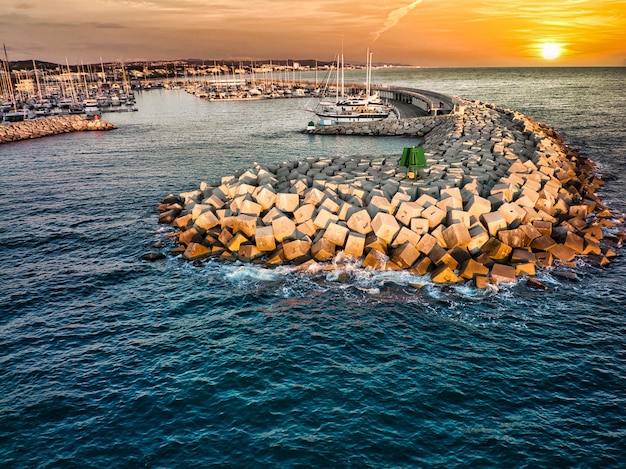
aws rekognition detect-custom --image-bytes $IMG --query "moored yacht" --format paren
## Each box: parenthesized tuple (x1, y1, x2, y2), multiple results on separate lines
(313, 49, 393, 123)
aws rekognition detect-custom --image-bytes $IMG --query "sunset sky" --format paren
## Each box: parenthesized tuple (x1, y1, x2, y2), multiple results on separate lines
(3, 0, 626, 66)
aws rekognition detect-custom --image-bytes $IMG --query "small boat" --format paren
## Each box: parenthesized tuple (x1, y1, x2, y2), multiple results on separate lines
(3, 109, 28, 122)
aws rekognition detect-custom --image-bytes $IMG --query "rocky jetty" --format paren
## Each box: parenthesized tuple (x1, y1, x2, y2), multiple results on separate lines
(0, 115, 116, 144)
(305, 115, 447, 137)
(157, 101, 623, 288)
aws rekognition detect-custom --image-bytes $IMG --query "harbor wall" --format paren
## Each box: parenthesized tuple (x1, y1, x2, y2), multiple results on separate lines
(156, 99, 623, 289)
(305, 115, 452, 136)
(0, 115, 116, 144)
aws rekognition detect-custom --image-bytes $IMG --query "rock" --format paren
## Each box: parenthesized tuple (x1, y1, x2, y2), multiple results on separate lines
(141, 252, 166, 262)
(526, 278, 549, 290)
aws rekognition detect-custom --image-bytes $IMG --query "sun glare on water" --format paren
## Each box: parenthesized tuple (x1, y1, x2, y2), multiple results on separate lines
(541, 43, 562, 60)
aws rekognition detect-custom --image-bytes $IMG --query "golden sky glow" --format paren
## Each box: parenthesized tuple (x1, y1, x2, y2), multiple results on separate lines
(3, 0, 626, 66)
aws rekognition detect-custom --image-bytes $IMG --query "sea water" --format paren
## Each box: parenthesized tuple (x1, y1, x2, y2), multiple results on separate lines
(1, 67, 625, 467)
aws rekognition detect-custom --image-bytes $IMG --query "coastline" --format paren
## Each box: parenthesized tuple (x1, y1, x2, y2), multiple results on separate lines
(157, 97, 623, 288)
(0, 115, 116, 144)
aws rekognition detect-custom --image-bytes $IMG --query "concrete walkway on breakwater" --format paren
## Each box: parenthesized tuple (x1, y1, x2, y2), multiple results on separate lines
(0, 115, 116, 144)
(156, 97, 623, 289)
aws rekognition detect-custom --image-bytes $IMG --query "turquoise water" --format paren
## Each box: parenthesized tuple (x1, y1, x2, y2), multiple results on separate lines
(1, 67, 625, 467)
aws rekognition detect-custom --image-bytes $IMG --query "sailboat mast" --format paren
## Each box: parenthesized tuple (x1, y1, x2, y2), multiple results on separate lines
(340, 50, 344, 99)
(3, 43, 17, 111)
(65, 57, 77, 102)
(32, 59, 43, 101)
(100, 56, 107, 84)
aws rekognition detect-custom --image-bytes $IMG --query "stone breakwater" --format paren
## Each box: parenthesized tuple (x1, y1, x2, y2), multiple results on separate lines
(0, 115, 116, 144)
(157, 101, 623, 288)
(305, 115, 446, 137)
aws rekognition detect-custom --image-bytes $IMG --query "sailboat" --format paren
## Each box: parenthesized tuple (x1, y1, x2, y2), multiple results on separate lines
(313, 48, 392, 124)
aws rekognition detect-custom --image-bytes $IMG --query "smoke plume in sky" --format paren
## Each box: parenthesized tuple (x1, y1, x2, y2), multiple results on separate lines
(371, 0, 425, 42)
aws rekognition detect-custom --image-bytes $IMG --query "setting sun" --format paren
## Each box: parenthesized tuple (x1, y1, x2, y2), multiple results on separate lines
(541, 43, 562, 60)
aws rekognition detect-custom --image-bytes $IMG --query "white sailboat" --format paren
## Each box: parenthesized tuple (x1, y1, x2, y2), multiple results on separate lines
(313, 48, 392, 124)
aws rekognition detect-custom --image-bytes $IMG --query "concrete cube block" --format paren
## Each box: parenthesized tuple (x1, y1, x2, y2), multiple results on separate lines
(271, 215, 297, 243)
(442, 223, 472, 249)
(440, 187, 463, 202)
(296, 220, 317, 238)
(415, 194, 438, 208)
(324, 222, 350, 246)
(294, 203, 316, 225)
(191, 204, 214, 219)
(549, 244, 576, 262)
(511, 248, 536, 263)
(416, 232, 438, 255)
(311, 237, 336, 261)
(481, 211, 508, 236)
(421, 204, 446, 229)
(531, 235, 557, 252)
(446, 209, 471, 227)
(183, 242, 212, 261)
(205, 193, 226, 209)
(410, 218, 430, 236)
(436, 197, 463, 213)
(346, 209, 373, 235)
(431, 265, 460, 284)
(227, 232, 249, 252)
(459, 259, 490, 280)
(195, 210, 220, 231)
(238, 244, 262, 262)
(283, 238, 312, 261)
(498, 202, 527, 227)
(367, 195, 394, 218)
(255, 225, 276, 252)
(218, 227, 233, 246)
(253, 186, 277, 211)
(344, 232, 366, 258)
(261, 207, 284, 224)
(178, 226, 203, 246)
(490, 264, 516, 284)
(392, 227, 421, 248)
(467, 223, 490, 255)
(371, 212, 400, 244)
(313, 208, 339, 230)
(320, 196, 340, 214)
(515, 262, 536, 277)
(498, 228, 531, 248)
(395, 201, 424, 226)
(233, 214, 258, 237)
(564, 232, 584, 254)
(365, 233, 388, 255)
(410, 256, 433, 276)
(362, 249, 388, 270)
(303, 187, 325, 206)
(390, 242, 420, 268)
(276, 193, 300, 213)
(173, 214, 194, 230)
(481, 238, 512, 262)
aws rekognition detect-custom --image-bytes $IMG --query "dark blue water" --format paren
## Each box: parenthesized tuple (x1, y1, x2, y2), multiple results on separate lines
(1, 67, 625, 468)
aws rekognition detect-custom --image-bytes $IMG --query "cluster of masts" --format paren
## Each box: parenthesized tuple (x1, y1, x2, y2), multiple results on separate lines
(173, 63, 326, 101)
(1, 52, 137, 122)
